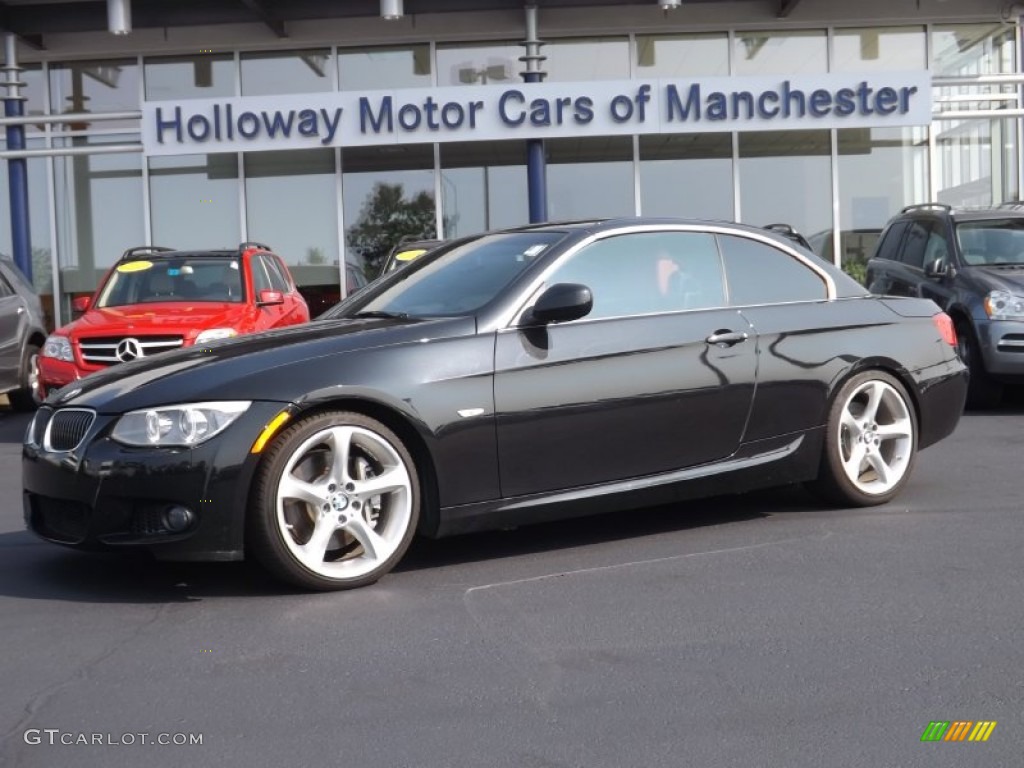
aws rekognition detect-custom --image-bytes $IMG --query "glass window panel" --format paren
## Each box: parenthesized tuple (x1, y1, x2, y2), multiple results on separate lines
(244, 149, 339, 290)
(54, 136, 145, 297)
(935, 118, 1017, 207)
(21, 65, 47, 134)
(738, 130, 832, 241)
(835, 127, 927, 270)
(144, 54, 235, 100)
(639, 134, 733, 219)
(832, 27, 926, 73)
(548, 231, 725, 318)
(241, 49, 333, 96)
(339, 45, 432, 90)
(932, 24, 1016, 76)
(440, 141, 527, 236)
(733, 30, 827, 76)
(149, 153, 240, 249)
(545, 38, 629, 81)
(435, 43, 519, 88)
(547, 136, 634, 220)
(719, 235, 826, 305)
(635, 34, 729, 77)
(0, 138, 55, 316)
(342, 144, 435, 278)
(49, 59, 139, 130)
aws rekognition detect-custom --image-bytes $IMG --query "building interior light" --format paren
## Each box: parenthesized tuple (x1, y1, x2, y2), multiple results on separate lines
(107, 0, 132, 35)
(381, 0, 404, 20)
(659, 0, 681, 10)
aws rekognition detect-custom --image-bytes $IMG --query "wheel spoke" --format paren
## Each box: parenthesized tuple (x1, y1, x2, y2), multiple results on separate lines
(299, 517, 338, 567)
(840, 408, 861, 437)
(843, 441, 868, 480)
(326, 427, 354, 485)
(355, 465, 410, 499)
(876, 418, 912, 440)
(279, 474, 325, 508)
(862, 381, 884, 423)
(865, 450, 892, 486)
(344, 516, 388, 562)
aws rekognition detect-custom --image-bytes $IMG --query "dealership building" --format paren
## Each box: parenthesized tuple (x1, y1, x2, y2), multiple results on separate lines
(0, 0, 1017, 326)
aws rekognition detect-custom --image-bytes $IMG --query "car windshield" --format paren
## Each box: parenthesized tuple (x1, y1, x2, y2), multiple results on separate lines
(96, 256, 245, 308)
(957, 219, 1024, 266)
(343, 232, 565, 317)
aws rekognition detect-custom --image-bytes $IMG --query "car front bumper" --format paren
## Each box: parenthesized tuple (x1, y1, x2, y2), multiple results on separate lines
(22, 400, 287, 561)
(980, 320, 1024, 379)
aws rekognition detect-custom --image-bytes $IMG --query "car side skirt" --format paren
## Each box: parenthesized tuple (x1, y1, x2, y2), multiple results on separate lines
(435, 428, 824, 538)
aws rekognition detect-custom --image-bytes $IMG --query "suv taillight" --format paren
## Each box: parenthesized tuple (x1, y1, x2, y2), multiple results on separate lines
(932, 312, 957, 346)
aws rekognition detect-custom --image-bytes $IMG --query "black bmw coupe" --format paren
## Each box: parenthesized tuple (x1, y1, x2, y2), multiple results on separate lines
(24, 219, 967, 590)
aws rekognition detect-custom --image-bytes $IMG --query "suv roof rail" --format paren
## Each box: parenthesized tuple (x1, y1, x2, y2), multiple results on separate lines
(900, 203, 952, 214)
(997, 200, 1024, 209)
(763, 223, 798, 234)
(119, 246, 175, 261)
(239, 241, 272, 253)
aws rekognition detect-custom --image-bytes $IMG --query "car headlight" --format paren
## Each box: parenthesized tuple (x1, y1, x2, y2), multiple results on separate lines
(983, 290, 1024, 320)
(42, 334, 73, 362)
(111, 401, 251, 447)
(194, 328, 239, 345)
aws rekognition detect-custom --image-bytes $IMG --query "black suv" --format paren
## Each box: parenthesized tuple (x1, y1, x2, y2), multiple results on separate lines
(866, 203, 1024, 407)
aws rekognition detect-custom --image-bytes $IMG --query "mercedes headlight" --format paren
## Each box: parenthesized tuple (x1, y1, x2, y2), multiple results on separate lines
(194, 328, 238, 345)
(42, 334, 73, 362)
(983, 290, 1024, 320)
(111, 401, 251, 447)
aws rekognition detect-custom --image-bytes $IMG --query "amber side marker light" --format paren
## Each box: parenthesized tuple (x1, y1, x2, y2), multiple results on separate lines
(932, 312, 957, 346)
(251, 411, 291, 454)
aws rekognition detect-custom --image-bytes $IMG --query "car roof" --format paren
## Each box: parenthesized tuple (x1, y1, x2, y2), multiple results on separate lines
(896, 203, 1024, 223)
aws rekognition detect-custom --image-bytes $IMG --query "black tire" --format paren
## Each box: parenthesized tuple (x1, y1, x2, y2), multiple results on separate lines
(954, 319, 1002, 410)
(808, 370, 918, 507)
(248, 410, 420, 591)
(7, 344, 42, 412)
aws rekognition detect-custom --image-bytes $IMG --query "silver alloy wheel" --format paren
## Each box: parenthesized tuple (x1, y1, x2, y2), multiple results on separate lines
(837, 379, 914, 494)
(26, 352, 41, 403)
(275, 425, 413, 580)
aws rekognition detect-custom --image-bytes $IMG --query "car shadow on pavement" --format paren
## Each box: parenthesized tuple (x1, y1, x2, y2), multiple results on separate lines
(0, 487, 821, 604)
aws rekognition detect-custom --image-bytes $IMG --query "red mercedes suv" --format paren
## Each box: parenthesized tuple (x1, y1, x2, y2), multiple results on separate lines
(39, 243, 310, 398)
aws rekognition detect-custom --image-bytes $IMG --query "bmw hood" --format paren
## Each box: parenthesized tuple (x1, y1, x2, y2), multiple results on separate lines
(49, 315, 477, 413)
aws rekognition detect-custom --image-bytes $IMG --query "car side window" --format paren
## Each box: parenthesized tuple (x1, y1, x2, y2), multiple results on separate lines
(251, 255, 274, 293)
(899, 221, 930, 269)
(922, 222, 951, 269)
(545, 231, 726, 320)
(0, 271, 14, 298)
(873, 221, 909, 261)
(260, 255, 290, 292)
(719, 235, 827, 305)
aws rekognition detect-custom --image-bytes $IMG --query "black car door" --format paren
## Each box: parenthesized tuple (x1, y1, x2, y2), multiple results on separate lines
(493, 229, 757, 498)
(884, 218, 931, 297)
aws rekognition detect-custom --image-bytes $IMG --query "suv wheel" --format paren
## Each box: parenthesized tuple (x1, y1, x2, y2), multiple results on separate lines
(8, 344, 42, 412)
(954, 319, 1002, 409)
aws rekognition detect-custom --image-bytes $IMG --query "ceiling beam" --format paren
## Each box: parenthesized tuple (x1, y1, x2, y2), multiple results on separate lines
(239, 0, 287, 38)
(778, 0, 800, 18)
(0, 2, 45, 50)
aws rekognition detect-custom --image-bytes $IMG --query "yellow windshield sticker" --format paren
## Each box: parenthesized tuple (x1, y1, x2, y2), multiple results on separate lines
(116, 260, 153, 273)
(395, 249, 427, 262)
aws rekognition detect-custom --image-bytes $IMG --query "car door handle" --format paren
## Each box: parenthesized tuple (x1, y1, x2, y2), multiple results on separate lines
(705, 330, 749, 347)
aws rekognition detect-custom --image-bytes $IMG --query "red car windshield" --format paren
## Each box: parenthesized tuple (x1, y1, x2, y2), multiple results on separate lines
(96, 257, 245, 308)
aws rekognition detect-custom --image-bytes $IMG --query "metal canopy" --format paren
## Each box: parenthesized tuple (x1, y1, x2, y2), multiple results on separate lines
(0, 0, 799, 47)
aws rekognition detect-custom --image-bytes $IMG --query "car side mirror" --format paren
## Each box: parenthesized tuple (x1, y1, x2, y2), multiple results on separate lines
(527, 283, 593, 325)
(924, 258, 949, 279)
(257, 289, 284, 306)
(72, 296, 91, 312)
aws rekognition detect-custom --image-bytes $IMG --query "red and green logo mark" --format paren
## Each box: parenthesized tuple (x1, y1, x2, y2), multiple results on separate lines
(921, 721, 996, 742)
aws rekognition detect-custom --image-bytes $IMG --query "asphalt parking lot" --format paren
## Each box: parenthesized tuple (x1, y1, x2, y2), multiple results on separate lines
(0, 398, 1022, 768)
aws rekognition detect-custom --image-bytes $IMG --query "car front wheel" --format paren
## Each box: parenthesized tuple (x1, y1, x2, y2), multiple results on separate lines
(8, 344, 42, 412)
(249, 411, 420, 591)
(954, 319, 1002, 409)
(809, 370, 918, 507)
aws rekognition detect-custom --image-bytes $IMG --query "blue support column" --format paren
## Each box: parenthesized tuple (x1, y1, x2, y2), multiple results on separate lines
(521, 6, 548, 224)
(3, 35, 31, 281)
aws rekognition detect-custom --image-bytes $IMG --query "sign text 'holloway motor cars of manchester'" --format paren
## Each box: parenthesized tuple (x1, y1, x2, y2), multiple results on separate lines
(142, 72, 932, 155)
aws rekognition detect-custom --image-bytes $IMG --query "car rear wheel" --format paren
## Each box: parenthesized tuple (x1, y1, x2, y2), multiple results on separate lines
(809, 370, 918, 507)
(249, 411, 420, 591)
(954, 319, 1002, 409)
(8, 344, 42, 412)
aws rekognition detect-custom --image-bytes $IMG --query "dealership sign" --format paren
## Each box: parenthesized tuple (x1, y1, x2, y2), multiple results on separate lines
(142, 71, 932, 156)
